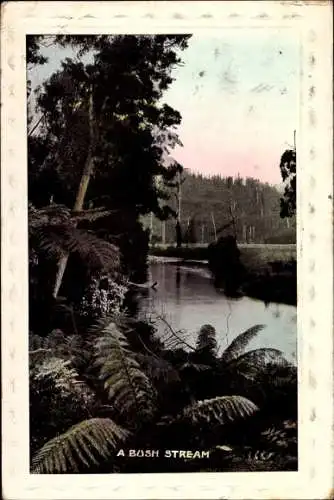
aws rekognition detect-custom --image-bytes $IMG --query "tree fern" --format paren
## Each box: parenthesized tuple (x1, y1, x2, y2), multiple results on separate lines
(32, 356, 95, 406)
(196, 324, 217, 351)
(31, 418, 129, 473)
(229, 348, 290, 372)
(71, 207, 117, 224)
(221, 324, 265, 364)
(29, 203, 71, 231)
(93, 318, 157, 425)
(195, 324, 218, 361)
(29, 203, 115, 229)
(179, 395, 258, 426)
(36, 225, 120, 272)
(29, 203, 120, 274)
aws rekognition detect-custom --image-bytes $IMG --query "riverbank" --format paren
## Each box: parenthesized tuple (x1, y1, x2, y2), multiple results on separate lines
(149, 245, 297, 306)
(150, 243, 296, 264)
(241, 263, 297, 306)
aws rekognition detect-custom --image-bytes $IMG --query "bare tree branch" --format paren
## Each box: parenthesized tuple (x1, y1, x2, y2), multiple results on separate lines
(157, 315, 196, 352)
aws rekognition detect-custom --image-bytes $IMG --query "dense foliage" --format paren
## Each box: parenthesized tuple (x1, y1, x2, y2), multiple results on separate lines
(279, 149, 297, 218)
(28, 35, 297, 474)
(28, 35, 190, 286)
(30, 318, 297, 473)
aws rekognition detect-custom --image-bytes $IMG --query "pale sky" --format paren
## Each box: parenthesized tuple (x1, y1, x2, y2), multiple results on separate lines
(29, 31, 299, 185)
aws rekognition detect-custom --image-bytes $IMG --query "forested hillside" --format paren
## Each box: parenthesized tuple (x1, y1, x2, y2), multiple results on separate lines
(143, 170, 296, 245)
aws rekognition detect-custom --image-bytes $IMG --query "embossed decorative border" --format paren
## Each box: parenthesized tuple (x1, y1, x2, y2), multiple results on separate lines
(1, 2, 333, 499)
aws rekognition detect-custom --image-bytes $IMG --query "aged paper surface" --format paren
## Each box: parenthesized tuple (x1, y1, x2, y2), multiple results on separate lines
(1, 1, 333, 498)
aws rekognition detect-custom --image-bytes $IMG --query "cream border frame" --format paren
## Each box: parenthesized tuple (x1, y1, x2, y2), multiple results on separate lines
(1, 2, 333, 499)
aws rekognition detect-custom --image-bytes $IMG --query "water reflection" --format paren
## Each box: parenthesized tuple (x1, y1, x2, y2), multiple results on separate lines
(175, 264, 181, 304)
(273, 304, 281, 318)
(138, 260, 297, 364)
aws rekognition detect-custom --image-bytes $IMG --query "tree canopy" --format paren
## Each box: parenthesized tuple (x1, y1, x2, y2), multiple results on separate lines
(28, 35, 190, 212)
(279, 149, 296, 218)
(28, 35, 191, 283)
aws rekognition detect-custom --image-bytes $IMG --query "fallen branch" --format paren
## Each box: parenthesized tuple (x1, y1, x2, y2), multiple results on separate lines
(128, 281, 158, 290)
(29, 348, 52, 355)
(157, 315, 196, 352)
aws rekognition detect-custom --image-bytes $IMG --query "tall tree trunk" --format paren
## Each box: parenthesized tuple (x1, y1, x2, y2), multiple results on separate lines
(177, 170, 182, 223)
(185, 216, 190, 246)
(211, 212, 217, 242)
(176, 221, 182, 248)
(149, 212, 153, 244)
(228, 201, 237, 240)
(243, 223, 247, 242)
(176, 170, 182, 248)
(227, 187, 237, 241)
(53, 85, 94, 299)
(161, 220, 166, 245)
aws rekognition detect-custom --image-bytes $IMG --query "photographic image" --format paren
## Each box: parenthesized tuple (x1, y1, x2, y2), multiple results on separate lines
(27, 31, 299, 474)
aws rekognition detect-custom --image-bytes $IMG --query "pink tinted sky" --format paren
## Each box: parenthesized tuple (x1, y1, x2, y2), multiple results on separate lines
(30, 31, 299, 185)
(162, 30, 299, 184)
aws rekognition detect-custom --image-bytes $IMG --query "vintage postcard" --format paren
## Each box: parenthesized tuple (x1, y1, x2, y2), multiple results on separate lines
(1, 1, 333, 499)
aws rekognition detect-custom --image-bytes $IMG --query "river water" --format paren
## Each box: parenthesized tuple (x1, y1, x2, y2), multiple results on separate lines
(136, 260, 297, 364)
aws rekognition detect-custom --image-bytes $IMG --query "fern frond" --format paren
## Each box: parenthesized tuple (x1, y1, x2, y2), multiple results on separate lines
(29, 203, 114, 228)
(29, 203, 120, 273)
(256, 362, 297, 396)
(29, 330, 91, 368)
(93, 319, 156, 425)
(31, 418, 129, 473)
(196, 324, 217, 353)
(228, 348, 291, 375)
(33, 356, 94, 405)
(221, 325, 265, 364)
(46, 330, 89, 363)
(36, 225, 120, 272)
(29, 203, 72, 231)
(261, 427, 288, 448)
(71, 207, 116, 223)
(34, 357, 77, 385)
(180, 395, 258, 426)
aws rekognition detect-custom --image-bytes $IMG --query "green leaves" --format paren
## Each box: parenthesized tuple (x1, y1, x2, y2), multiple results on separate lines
(279, 149, 296, 218)
(27, 35, 48, 66)
(228, 348, 292, 381)
(29, 315, 297, 473)
(180, 395, 259, 426)
(221, 324, 265, 364)
(29, 203, 120, 274)
(31, 418, 129, 473)
(29, 35, 190, 219)
(196, 324, 218, 354)
(93, 319, 157, 425)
